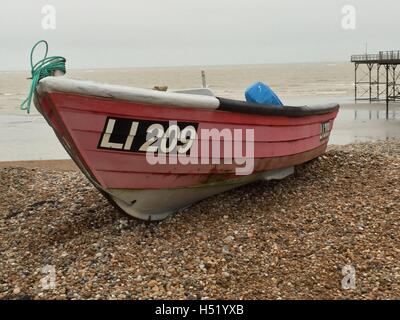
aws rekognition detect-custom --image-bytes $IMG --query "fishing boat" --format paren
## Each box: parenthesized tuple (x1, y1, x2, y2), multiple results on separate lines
(24, 41, 339, 221)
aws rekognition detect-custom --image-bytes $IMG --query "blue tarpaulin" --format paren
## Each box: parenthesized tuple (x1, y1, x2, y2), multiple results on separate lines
(245, 82, 283, 106)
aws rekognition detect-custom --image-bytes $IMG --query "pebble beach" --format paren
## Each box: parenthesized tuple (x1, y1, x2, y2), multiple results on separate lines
(0, 140, 399, 300)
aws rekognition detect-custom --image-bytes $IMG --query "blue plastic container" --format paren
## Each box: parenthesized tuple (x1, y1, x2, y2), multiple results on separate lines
(245, 82, 283, 106)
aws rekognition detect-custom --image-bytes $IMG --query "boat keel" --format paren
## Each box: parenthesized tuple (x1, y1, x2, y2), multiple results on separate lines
(107, 166, 294, 221)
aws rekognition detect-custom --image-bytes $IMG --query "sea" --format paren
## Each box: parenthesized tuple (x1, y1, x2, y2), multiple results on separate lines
(0, 62, 399, 161)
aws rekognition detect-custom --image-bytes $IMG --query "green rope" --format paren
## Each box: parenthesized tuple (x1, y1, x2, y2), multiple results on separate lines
(21, 40, 66, 113)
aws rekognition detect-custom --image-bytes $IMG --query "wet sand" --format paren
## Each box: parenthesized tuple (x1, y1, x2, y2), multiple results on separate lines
(1, 140, 399, 300)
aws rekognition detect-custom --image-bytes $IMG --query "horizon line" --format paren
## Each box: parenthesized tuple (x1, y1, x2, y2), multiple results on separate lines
(0, 60, 350, 73)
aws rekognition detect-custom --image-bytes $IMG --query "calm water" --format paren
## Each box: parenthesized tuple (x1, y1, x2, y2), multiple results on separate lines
(0, 63, 399, 161)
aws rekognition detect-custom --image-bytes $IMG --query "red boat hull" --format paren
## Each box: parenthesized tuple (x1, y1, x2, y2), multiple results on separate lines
(35, 77, 339, 220)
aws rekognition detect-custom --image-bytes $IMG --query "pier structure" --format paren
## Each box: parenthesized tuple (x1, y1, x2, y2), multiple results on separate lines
(351, 50, 400, 118)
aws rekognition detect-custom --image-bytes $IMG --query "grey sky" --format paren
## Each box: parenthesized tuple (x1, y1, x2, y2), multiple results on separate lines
(0, 0, 398, 70)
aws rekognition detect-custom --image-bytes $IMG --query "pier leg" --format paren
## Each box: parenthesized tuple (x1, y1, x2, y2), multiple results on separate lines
(393, 65, 397, 101)
(368, 64, 373, 102)
(386, 65, 389, 120)
(377, 65, 380, 101)
(354, 64, 359, 101)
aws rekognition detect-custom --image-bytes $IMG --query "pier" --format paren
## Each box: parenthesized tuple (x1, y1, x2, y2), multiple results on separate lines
(351, 50, 400, 119)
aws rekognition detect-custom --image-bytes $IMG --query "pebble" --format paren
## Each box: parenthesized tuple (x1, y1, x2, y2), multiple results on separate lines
(13, 287, 21, 295)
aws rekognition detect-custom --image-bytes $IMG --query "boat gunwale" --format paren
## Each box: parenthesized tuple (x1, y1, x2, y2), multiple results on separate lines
(37, 77, 340, 119)
(217, 97, 340, 117)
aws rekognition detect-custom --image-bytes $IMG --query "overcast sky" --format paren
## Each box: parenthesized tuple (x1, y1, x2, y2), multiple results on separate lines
(0, 0, 398, 70)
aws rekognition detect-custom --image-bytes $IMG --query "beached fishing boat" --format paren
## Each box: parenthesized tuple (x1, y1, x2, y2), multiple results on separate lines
(24, 41, 339, 221)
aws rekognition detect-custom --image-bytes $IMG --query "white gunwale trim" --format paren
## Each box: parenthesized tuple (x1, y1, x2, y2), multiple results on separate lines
(37, 77, 220, 110)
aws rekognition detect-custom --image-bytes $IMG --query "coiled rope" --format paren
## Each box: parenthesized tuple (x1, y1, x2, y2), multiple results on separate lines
(21, 40, 66, 113)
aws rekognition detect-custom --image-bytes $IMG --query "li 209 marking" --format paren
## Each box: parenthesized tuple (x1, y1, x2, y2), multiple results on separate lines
(98, 117, 199, 154)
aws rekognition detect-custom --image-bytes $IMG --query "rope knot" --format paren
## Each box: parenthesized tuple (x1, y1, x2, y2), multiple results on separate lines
(21, 40, 66, 113)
